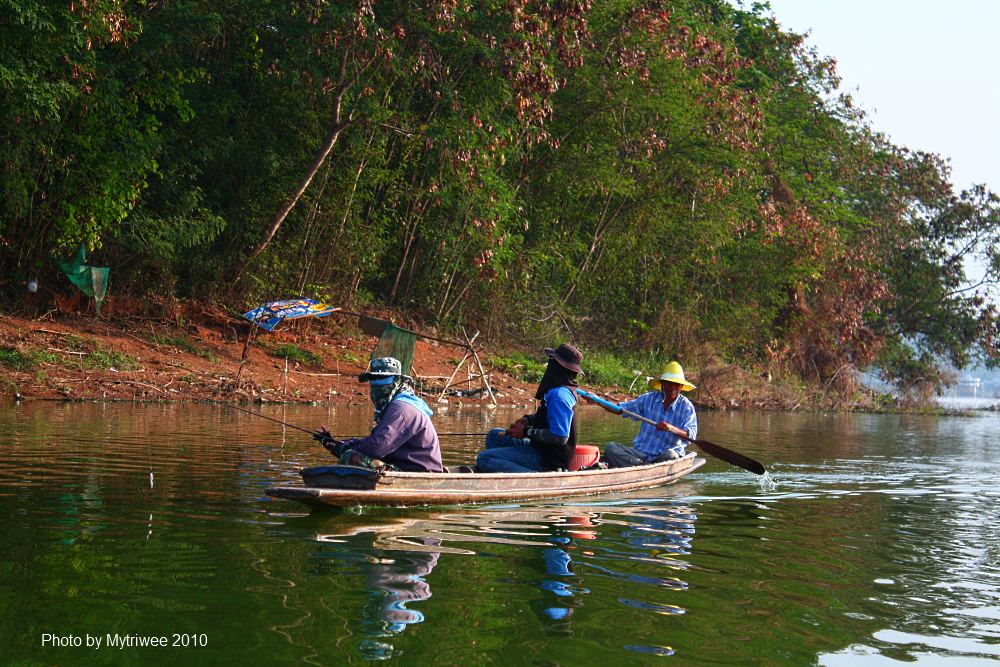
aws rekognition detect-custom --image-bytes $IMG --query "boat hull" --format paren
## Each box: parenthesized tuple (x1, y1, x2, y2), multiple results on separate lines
(266, 453, 706, 507)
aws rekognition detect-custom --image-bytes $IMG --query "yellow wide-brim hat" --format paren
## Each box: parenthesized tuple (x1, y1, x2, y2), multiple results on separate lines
(648, 361, 696, 392)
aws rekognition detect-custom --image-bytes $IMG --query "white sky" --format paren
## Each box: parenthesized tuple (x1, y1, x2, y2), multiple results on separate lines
(757, 0, 1000, 193)
(754, 1, 1000, 295)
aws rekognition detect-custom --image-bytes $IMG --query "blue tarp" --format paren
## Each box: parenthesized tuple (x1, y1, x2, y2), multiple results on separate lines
(242, 299, 339, 331)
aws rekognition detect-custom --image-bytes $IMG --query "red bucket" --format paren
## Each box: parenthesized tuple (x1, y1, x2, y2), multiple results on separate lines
(569, 444, 601, 471)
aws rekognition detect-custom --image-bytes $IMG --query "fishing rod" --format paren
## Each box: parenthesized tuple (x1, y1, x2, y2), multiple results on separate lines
(225, 404, 488, 438)
(225, 404, 318, 435)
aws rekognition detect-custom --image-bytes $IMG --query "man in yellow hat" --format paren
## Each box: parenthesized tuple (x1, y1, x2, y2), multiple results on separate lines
(588, 361, 698, 468)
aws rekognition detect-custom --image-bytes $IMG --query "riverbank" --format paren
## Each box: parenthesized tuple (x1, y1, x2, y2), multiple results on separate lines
(0, 306, 535, 406)
(0, 304, 880, 411)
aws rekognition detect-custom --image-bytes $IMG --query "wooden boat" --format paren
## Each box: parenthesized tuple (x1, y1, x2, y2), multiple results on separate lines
(266, 452, 706, 508)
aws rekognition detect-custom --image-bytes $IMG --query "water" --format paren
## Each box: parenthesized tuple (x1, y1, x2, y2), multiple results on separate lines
(2, 402, 999, 665)
(936, 396, 1000, 410)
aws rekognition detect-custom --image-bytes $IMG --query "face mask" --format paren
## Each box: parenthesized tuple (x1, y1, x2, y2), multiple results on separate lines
(369, 376, 400, 423)
(370, 383, 394, 405)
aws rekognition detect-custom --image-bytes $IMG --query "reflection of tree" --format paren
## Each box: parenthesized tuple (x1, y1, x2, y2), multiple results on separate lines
(360, 538, 441, 661)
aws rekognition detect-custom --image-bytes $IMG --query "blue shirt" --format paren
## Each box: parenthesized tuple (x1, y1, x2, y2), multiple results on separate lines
(544, 386, 577, 437)
(393, 391, 433, 417)
(619, 391, 697, 458)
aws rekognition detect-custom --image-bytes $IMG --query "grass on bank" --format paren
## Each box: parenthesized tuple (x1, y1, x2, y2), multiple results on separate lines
(149, 334, 219, 362)
(82, 348, 142, 371)
(266, 343, 323, 367)
(56, 335, 142, 371)
(0, 347, 61, 370)
(490, 349, 669, 396)
(0, 342, 141, 373)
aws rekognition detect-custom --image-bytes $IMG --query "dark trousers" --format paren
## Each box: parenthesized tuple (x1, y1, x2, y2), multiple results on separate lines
(603, 442, 650, 468)
(604, 442, 682, 468)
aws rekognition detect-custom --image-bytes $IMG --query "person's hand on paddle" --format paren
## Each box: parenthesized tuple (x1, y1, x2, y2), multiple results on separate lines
(656, 421, 687, 438)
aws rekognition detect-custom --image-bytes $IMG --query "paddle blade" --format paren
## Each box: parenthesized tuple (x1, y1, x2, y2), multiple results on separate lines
(691, 438, 766, 475)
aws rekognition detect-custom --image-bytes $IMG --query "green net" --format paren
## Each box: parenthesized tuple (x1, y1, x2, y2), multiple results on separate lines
(371, 323, 417, 376)
(58, 244, 110, 314)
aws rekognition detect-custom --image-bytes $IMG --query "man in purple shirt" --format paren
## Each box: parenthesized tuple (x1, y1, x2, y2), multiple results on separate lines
(314, 357, 443, 472)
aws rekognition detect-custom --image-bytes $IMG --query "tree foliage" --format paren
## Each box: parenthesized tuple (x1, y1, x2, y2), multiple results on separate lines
(2, 0, 997, 394)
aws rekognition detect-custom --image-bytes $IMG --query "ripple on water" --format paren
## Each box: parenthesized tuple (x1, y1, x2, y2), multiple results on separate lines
(5, 403, 1000, 665)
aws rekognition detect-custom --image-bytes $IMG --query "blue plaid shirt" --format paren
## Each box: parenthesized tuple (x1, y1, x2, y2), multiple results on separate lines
(619, 391, 698, 458)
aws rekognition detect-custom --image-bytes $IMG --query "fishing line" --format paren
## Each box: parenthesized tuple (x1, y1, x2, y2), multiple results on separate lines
(146, 428, 154, 489)
(224, 403, 488, 438)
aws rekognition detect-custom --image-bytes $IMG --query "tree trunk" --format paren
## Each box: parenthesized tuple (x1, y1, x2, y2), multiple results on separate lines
(228, 77, 353, 285)
(562, 194, 626, 302)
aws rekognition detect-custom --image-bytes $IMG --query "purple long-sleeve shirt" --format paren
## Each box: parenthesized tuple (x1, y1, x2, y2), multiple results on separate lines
(340, 399, 443, 472)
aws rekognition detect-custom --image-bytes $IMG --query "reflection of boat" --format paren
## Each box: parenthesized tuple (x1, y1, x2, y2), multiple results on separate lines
(266, 453, 705, 507)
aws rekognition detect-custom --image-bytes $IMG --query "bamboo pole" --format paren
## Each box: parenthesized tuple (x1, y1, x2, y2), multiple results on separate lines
(437, 331, 479, 403)
(463, 327, 496, 406)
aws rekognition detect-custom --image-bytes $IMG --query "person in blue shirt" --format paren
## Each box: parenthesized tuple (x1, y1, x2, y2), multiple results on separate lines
(589, 361, 698, 468)
(476, 344, 584, 473)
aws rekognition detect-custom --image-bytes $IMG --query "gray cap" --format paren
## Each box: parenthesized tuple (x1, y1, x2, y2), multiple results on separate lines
(358, 356, 408, 383)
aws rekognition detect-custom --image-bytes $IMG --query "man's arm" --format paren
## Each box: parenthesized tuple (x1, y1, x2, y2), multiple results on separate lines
(618, 394, 643, 414)
(619, 392, 655, 423)
(526, 387, 574, 445)
(678, 401, 697, 440)
(655, 400, 697, 440)
(344, 402, 420, 459)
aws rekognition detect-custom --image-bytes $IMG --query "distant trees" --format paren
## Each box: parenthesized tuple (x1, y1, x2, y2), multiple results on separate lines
(2, 0, 997, 395)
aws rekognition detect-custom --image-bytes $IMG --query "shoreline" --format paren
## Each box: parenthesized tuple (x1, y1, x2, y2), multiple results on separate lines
(1, 308, 987, 415)
(0, 308, 546, 407)
(5, 394, 993, 417)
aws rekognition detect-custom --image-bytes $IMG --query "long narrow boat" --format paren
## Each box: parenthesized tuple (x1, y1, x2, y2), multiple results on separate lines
(266, 452, 706, 508)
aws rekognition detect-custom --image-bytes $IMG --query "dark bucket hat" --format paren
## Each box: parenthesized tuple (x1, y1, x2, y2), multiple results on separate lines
(544, 343, 584, 374)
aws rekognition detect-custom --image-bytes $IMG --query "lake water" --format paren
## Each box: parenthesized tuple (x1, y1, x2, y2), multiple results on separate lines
(936, 396, 1000, 411)
(2, 401, 999, 665)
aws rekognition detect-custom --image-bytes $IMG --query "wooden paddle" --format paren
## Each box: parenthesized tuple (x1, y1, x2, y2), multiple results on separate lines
(576, 389, 766, 475)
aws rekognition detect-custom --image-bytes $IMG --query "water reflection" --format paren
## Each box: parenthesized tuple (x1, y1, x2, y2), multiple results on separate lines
(359, 539, 441, 660)
(5, 402, 1000, 665)
(530, 513, 602, 634)
(285, 495, 700, 658)
(536, 544, 581, 629)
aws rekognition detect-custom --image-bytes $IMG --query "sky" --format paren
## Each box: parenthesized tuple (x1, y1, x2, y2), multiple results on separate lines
(756, 0, 1000, 193)
(752, 0, 1000, 295)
